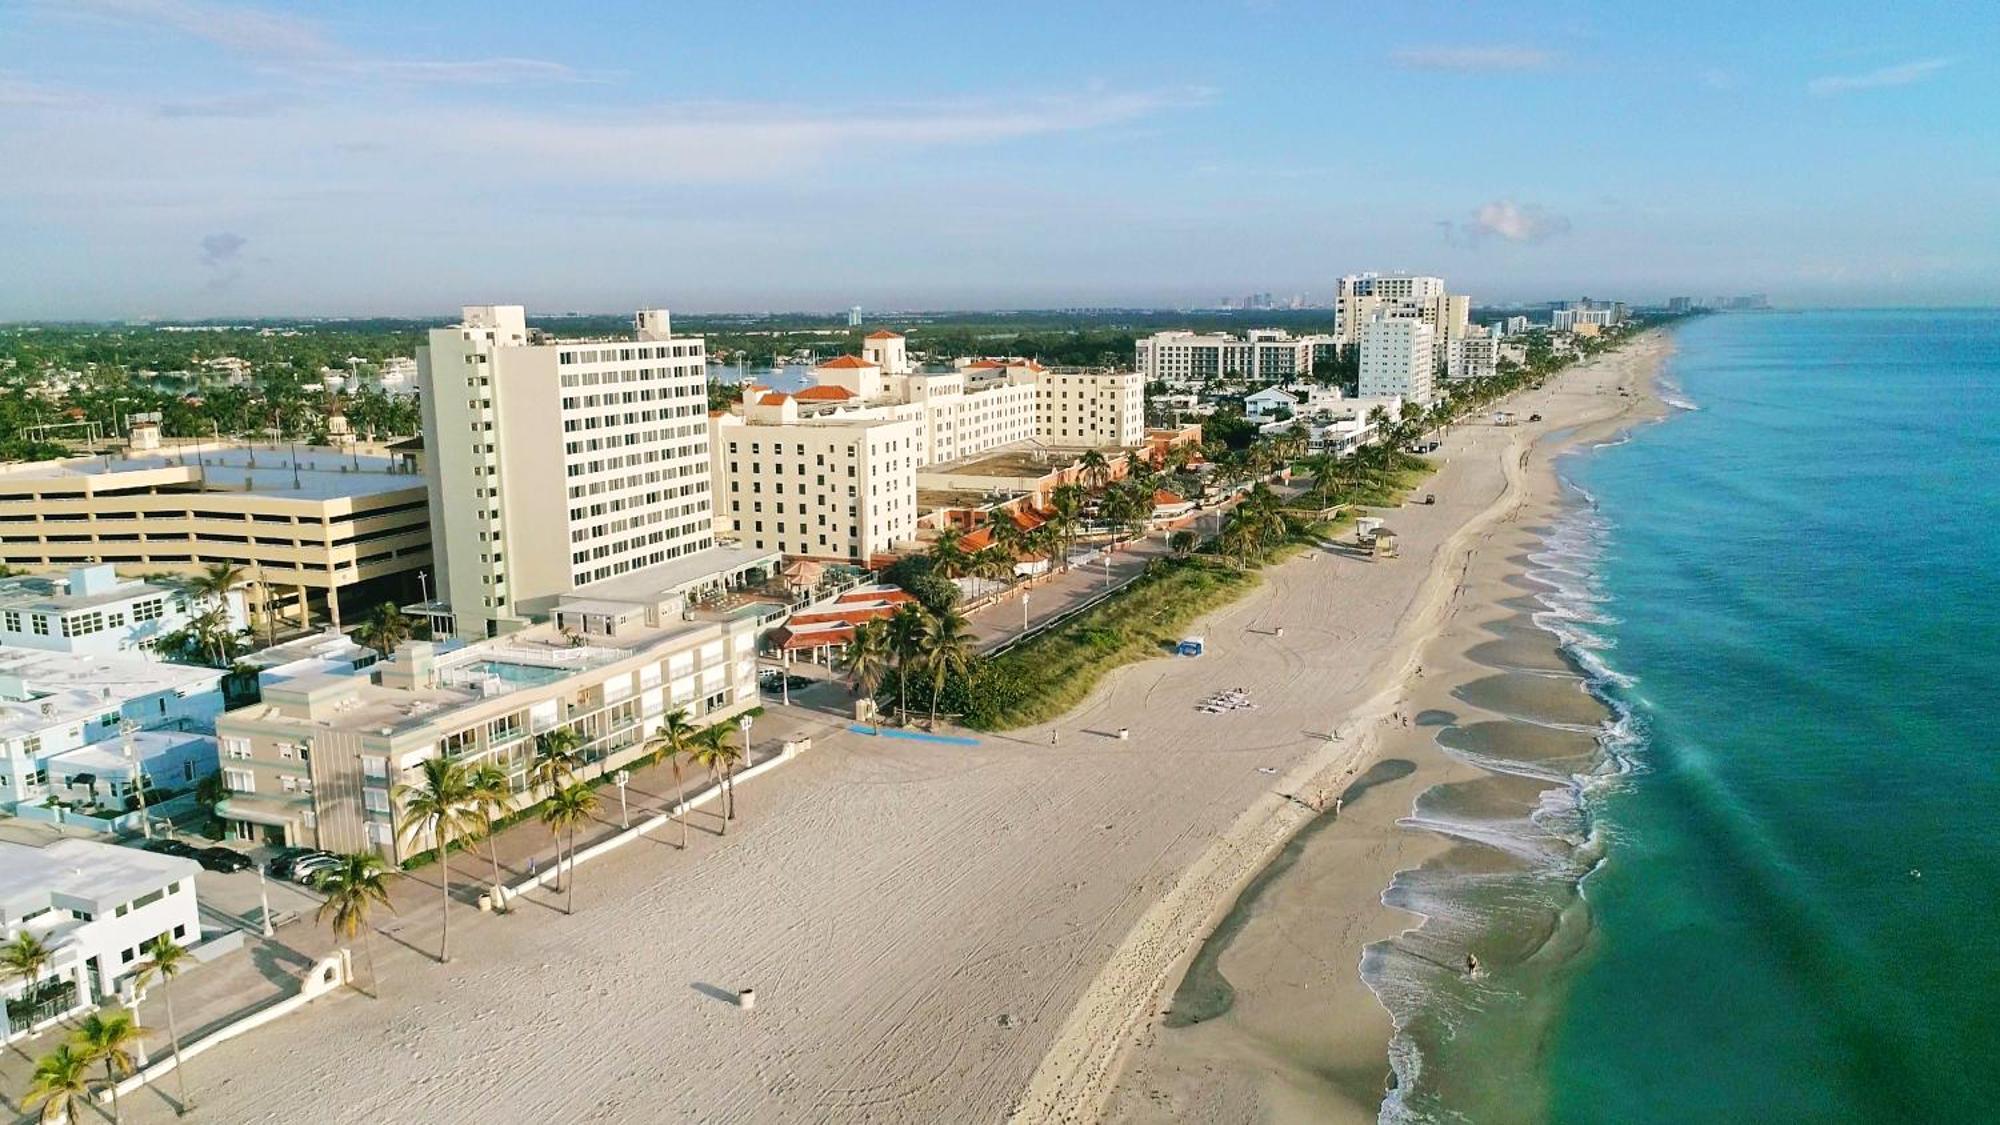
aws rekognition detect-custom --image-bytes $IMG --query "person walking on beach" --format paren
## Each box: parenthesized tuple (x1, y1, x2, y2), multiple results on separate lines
(1050, 729, 1059, 747)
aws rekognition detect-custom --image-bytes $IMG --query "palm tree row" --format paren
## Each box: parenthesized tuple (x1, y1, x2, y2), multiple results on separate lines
(841, 602, 977, 731)
(23, 1008, 145, 1124)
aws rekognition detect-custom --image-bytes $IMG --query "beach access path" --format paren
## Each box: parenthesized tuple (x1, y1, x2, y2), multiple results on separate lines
(97, 348, 1648, 1125)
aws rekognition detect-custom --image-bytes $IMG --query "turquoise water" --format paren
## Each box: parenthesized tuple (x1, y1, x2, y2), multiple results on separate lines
(461, 659, 570, 686)
(1368, 309, 1999, 1122)
(1541, 309, 2000, 1121)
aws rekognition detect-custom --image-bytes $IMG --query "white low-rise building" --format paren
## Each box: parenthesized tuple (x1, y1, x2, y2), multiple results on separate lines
(1448, 331, 1501, 381)
(0, 650, 226, 811)
(42, 729, 219, 809)
(217, 591, 762, 859)
(1, 838, 202, 1041)
(0, 564, 245, 657)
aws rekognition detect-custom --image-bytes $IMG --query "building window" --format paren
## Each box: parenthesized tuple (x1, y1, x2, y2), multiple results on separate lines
(223, 768, 255, 793)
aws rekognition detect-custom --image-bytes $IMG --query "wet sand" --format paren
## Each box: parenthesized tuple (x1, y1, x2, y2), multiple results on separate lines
(1100, 339, 1670, 1123)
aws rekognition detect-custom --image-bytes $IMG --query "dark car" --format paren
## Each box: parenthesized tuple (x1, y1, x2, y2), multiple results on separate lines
(144, 838, 201, 859)
(196, 847, 254, 873)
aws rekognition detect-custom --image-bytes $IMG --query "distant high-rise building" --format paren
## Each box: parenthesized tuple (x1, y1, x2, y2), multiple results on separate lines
(1135, 329, 1338, 385)
(848, 306, 863, 327)
(1335, 274, 1469, 351)
(417, 306, 715, 639)
(1668, 297, 1693, 314)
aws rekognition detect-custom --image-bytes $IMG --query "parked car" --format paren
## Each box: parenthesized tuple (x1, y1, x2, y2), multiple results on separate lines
(288, 853, 343, 885)
(268, 848, 333, 880)
(144, 838, 201, 859)
(196, 847, 254, 873)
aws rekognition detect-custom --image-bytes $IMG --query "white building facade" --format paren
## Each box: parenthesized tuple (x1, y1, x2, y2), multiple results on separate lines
(418, 306, 716, 639)
(1036, 369, 1146, 448)
(1335, 274, 1472, 351)
(1359, 317, 1437, 405)
(0, 565, 245, 657)
(1134, 330, 1336, 387)
(0, 650, 226, 811)
(2, 839, 202, 1040)
(710, 399, 921, 562)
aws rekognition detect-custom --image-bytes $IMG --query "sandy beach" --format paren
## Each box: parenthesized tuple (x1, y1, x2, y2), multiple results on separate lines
(1094, 335, 1672, 1124)
(105, 337, 1668, 1125)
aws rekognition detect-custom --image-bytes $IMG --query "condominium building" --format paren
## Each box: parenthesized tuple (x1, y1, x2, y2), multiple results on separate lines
(417, 306, 716, 640)
(1550, 304, 1618, 332)
(1359, 317, 1436, 405)
(215, 602, 758, 859)
(0, 564, 245, 657)
(0, 445, 430, 631)
(1133, 329, 1337, 386)
(1447, 331, 1502, 382)
(1335, 274, 1471, 350)
(1, 839, 202, 1039)
(710, 395, 921, 562)
(1035, 368, 1146, 448)
(0, 649, 225, 811)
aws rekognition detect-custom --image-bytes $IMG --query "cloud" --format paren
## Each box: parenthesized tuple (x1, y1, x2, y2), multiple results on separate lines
(1446, 200, 1572, 246)
(0, 73, 88, 109)
(1807, 57, 1951, 96)
(1392, 46, 1557, 72)
(55, 0, 581, 85)
(199, 231, 247, 290)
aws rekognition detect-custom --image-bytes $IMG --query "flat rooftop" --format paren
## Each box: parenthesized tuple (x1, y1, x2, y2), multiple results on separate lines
(0, 649, 223, 740)
(565, 543, 781, 607)
(0, 838, 199, 917)
(926, 446, 1069, 479)
(0, 442, 423, 501)
(44, 729, 215, 773)
(0, 572, 189, 615)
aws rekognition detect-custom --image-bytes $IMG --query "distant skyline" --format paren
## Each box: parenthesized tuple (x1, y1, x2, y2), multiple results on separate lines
(2, 0, 1995, 318)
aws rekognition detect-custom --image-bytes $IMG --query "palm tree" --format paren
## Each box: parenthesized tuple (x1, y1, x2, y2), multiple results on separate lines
(531, 727, 583, 795)
(134, 936, 194, 1114)
(690, 725, 742, 835)
(188, 561, 243, 609)
(72, 1010, 143, 1124)
(927, 526, 969, 580)
(1, 931, 52, 995)
(467, 763, 513, 908)
(314, 851, 395, 997)
(644, 710, 698, 849)
(356, 601, 411, 657)
(841, 619, 892, 701)
(394, 756, 481, 964)
(1046, 485, 1085, 570)
(886, 603, 929, 727)
(1078, 449, 1111, 492)
(918, 608, 976, 731)
(1169, 529, 1197, 559)
(23, 1044, 92, 1125)
(539, 782, 600, 916)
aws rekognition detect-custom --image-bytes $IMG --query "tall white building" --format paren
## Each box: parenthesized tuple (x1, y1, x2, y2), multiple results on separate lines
(1035, 368, 1146, 448)
(1336, 274, 1471, 351)
(1447, 331, 1501, 381)
(418, 307, 716, 640)
(1133, 329, 1336, 387)
(1359, 317, 1436, 405)
(709, 395, 921, 562)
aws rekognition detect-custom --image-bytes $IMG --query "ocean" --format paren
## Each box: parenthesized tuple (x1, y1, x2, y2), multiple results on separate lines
(1369, 309, 2000, 1123)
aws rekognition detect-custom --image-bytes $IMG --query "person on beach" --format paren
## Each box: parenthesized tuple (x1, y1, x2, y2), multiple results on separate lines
(1050, 729, 1059, 747)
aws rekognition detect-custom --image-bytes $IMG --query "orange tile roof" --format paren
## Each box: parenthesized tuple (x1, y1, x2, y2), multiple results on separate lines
(758, 393, 791, 406)
(1153, 489, 1187, 506)
(817, 355, 876, 370)
(865, 330, 902, 340)
(794, 385, 854, 401)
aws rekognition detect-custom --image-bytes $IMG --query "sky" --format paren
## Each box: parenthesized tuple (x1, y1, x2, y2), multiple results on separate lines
(2, 0, 1996, 318)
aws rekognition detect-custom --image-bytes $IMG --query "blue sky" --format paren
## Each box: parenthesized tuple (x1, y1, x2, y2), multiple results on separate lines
(2, 0, 1994, 317)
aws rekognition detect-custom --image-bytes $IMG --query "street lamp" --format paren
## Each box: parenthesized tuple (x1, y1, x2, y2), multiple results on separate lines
(613, 769, 631, 830)
(735, 714, 754, 825)
(256, 865, 275, 938)
(1021, 590, 1031, 634)
(120, 720, 151, 840)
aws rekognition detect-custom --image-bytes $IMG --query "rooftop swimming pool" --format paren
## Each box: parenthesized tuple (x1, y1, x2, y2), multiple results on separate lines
(455, 659, 572, 687)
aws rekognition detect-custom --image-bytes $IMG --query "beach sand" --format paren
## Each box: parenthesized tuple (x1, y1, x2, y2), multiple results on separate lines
(1093, 337, 1672, 1125)
(115, 338, 1667, 1125)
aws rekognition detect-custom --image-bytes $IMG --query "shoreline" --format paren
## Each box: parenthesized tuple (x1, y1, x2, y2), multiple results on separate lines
(115, 334, 1672, 1125)
(1028, 334, 1675, 1124)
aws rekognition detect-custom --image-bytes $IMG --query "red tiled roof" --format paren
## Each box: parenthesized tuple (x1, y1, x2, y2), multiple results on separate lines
(865, 330, 902, 340)
(794, 385, 854, 401)
(1153, 489, 1187, 506)
(817, 355, 876, 370)
(774, 623, 855, 651)
(836, 588, 913, 605)
(758, 393, 791, 406)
